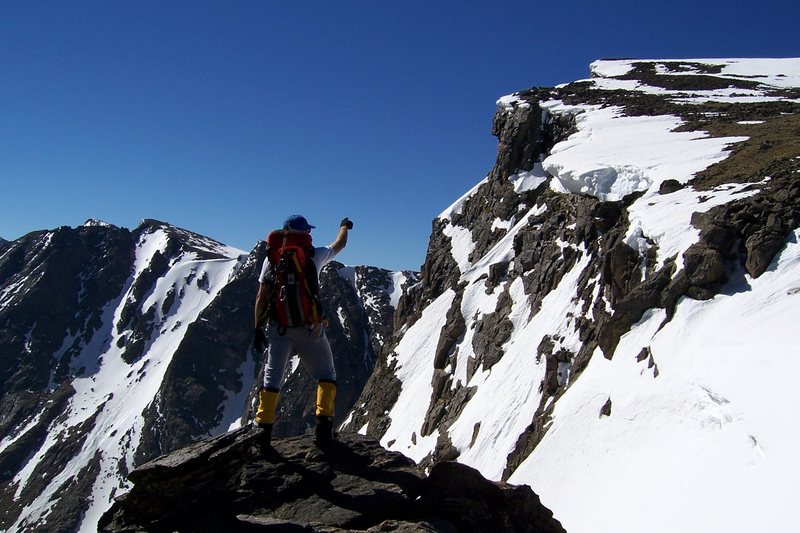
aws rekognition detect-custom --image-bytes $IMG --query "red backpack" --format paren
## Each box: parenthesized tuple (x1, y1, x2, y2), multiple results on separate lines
(264, 229, 324, 328)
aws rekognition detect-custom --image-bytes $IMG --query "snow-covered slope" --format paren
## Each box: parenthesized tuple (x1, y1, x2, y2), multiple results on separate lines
(0, 221, 248, 531)
(0, 219, 414, 532)
(344, 58, 800, 532)
(5, 224, 244, 530)
(510, 233, 800, 532)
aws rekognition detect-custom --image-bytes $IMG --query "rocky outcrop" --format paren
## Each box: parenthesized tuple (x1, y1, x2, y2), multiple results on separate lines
(342, 59, 800, 485)
(99, 428, 565, 533)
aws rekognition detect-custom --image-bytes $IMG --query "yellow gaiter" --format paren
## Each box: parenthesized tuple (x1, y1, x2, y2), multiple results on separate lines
(315, 380, 336, 418)
(255, 388, 279, 425)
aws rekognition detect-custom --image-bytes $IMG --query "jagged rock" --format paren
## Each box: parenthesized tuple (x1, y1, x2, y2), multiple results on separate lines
(683, 243, 727, 288)
(492, 97, 542, 180)
(604, 242, 642, 303)
(658, 179, 683, 194)
(745, 227, 786, 277)
(486, 260, 510, 291)
(419, 219, 462, 305)
(99, 428, 565, 533)
(472, 308, 513, 372)
(695, 218, 739, 257)
(598, 266, 674, 357)
(433, 293, 466, 370)
(600, 398, 612, 417)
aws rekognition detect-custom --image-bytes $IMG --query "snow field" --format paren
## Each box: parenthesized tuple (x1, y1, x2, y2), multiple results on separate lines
(510, 231, 800, 533)
(590, 58, 800, 91)
(380, 289, 455, 462)
(9, 228, 246, 532)
(395, 58, 800, 532)
(540, 102, 749, 203)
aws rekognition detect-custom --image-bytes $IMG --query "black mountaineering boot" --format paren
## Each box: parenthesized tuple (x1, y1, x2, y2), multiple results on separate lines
(258, 423, 273, 449)
(314, 416, 333, 447)
(314, 380, 336, 447)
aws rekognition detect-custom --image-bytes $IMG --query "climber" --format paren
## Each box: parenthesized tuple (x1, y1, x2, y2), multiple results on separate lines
(252, 214, 352, 447)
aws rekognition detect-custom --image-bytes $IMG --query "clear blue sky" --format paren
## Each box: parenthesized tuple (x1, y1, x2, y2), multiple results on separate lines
(1, 1, 797, 271)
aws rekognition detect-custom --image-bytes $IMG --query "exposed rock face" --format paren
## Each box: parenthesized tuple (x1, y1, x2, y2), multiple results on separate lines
(99, 428, 565, 533)
(260, 263, 418, 439)
(4, 58, 799, 531)
(0, 220, 414, 531)
(341, 59, 800, 486)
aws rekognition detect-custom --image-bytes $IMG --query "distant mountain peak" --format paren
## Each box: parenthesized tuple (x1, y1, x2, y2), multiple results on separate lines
(83, 218, 117, 229)
(137, 217, 170, 229)
(132, 218, 246, 260)
(0, 219, 414, 531)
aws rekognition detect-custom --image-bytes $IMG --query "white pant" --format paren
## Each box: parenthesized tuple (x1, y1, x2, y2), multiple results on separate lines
(262, 323, 337, 390)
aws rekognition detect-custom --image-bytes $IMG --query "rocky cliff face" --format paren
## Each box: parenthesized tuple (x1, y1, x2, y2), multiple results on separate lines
(99, 428, 565, 533)
(0, 219, 415, 531)
(4, 58, 799, 532)
(341, 59, 800, 529)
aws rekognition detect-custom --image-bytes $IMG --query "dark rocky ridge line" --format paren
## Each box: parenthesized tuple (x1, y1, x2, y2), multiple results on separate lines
(99, 428, 566, 533)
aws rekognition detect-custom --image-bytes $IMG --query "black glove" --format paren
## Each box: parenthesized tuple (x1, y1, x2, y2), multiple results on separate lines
(340, 217, 353, 230)
(253, 327, 268, 353)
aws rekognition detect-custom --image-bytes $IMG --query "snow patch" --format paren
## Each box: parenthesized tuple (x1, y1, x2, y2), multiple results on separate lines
(381, 290, 456, 462)
(509, 163, 549, 193)
(388, 271, 409, 309)
(542, 102, 748, 203)
(439, 176, 489, 220)
(442, 223, 475, 274)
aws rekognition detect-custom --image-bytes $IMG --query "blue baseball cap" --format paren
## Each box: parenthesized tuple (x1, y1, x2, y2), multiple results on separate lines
(283, 215, 315, 231)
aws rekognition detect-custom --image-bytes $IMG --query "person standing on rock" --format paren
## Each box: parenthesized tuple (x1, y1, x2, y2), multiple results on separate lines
(252, 215, 352, 447)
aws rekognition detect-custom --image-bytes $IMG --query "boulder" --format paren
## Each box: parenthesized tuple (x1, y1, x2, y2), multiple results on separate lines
(99, 428, 565, 533)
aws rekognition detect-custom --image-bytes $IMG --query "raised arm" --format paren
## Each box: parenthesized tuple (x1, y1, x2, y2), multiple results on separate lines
(330, 217, 353, 254)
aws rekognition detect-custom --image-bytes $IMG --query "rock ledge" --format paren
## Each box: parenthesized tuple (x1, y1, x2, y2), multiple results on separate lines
(99, 428, 564, 533)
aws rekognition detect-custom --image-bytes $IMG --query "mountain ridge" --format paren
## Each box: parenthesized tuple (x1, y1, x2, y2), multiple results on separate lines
(342, 57, 800, 532)
(0, 218, 417, 531)
(2, 57, 799, 532)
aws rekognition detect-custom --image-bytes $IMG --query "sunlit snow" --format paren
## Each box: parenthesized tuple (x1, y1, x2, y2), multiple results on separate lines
(389, 57, 800, 533)
(9, 227, 246, 532)
(509, 231, 800, 533)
